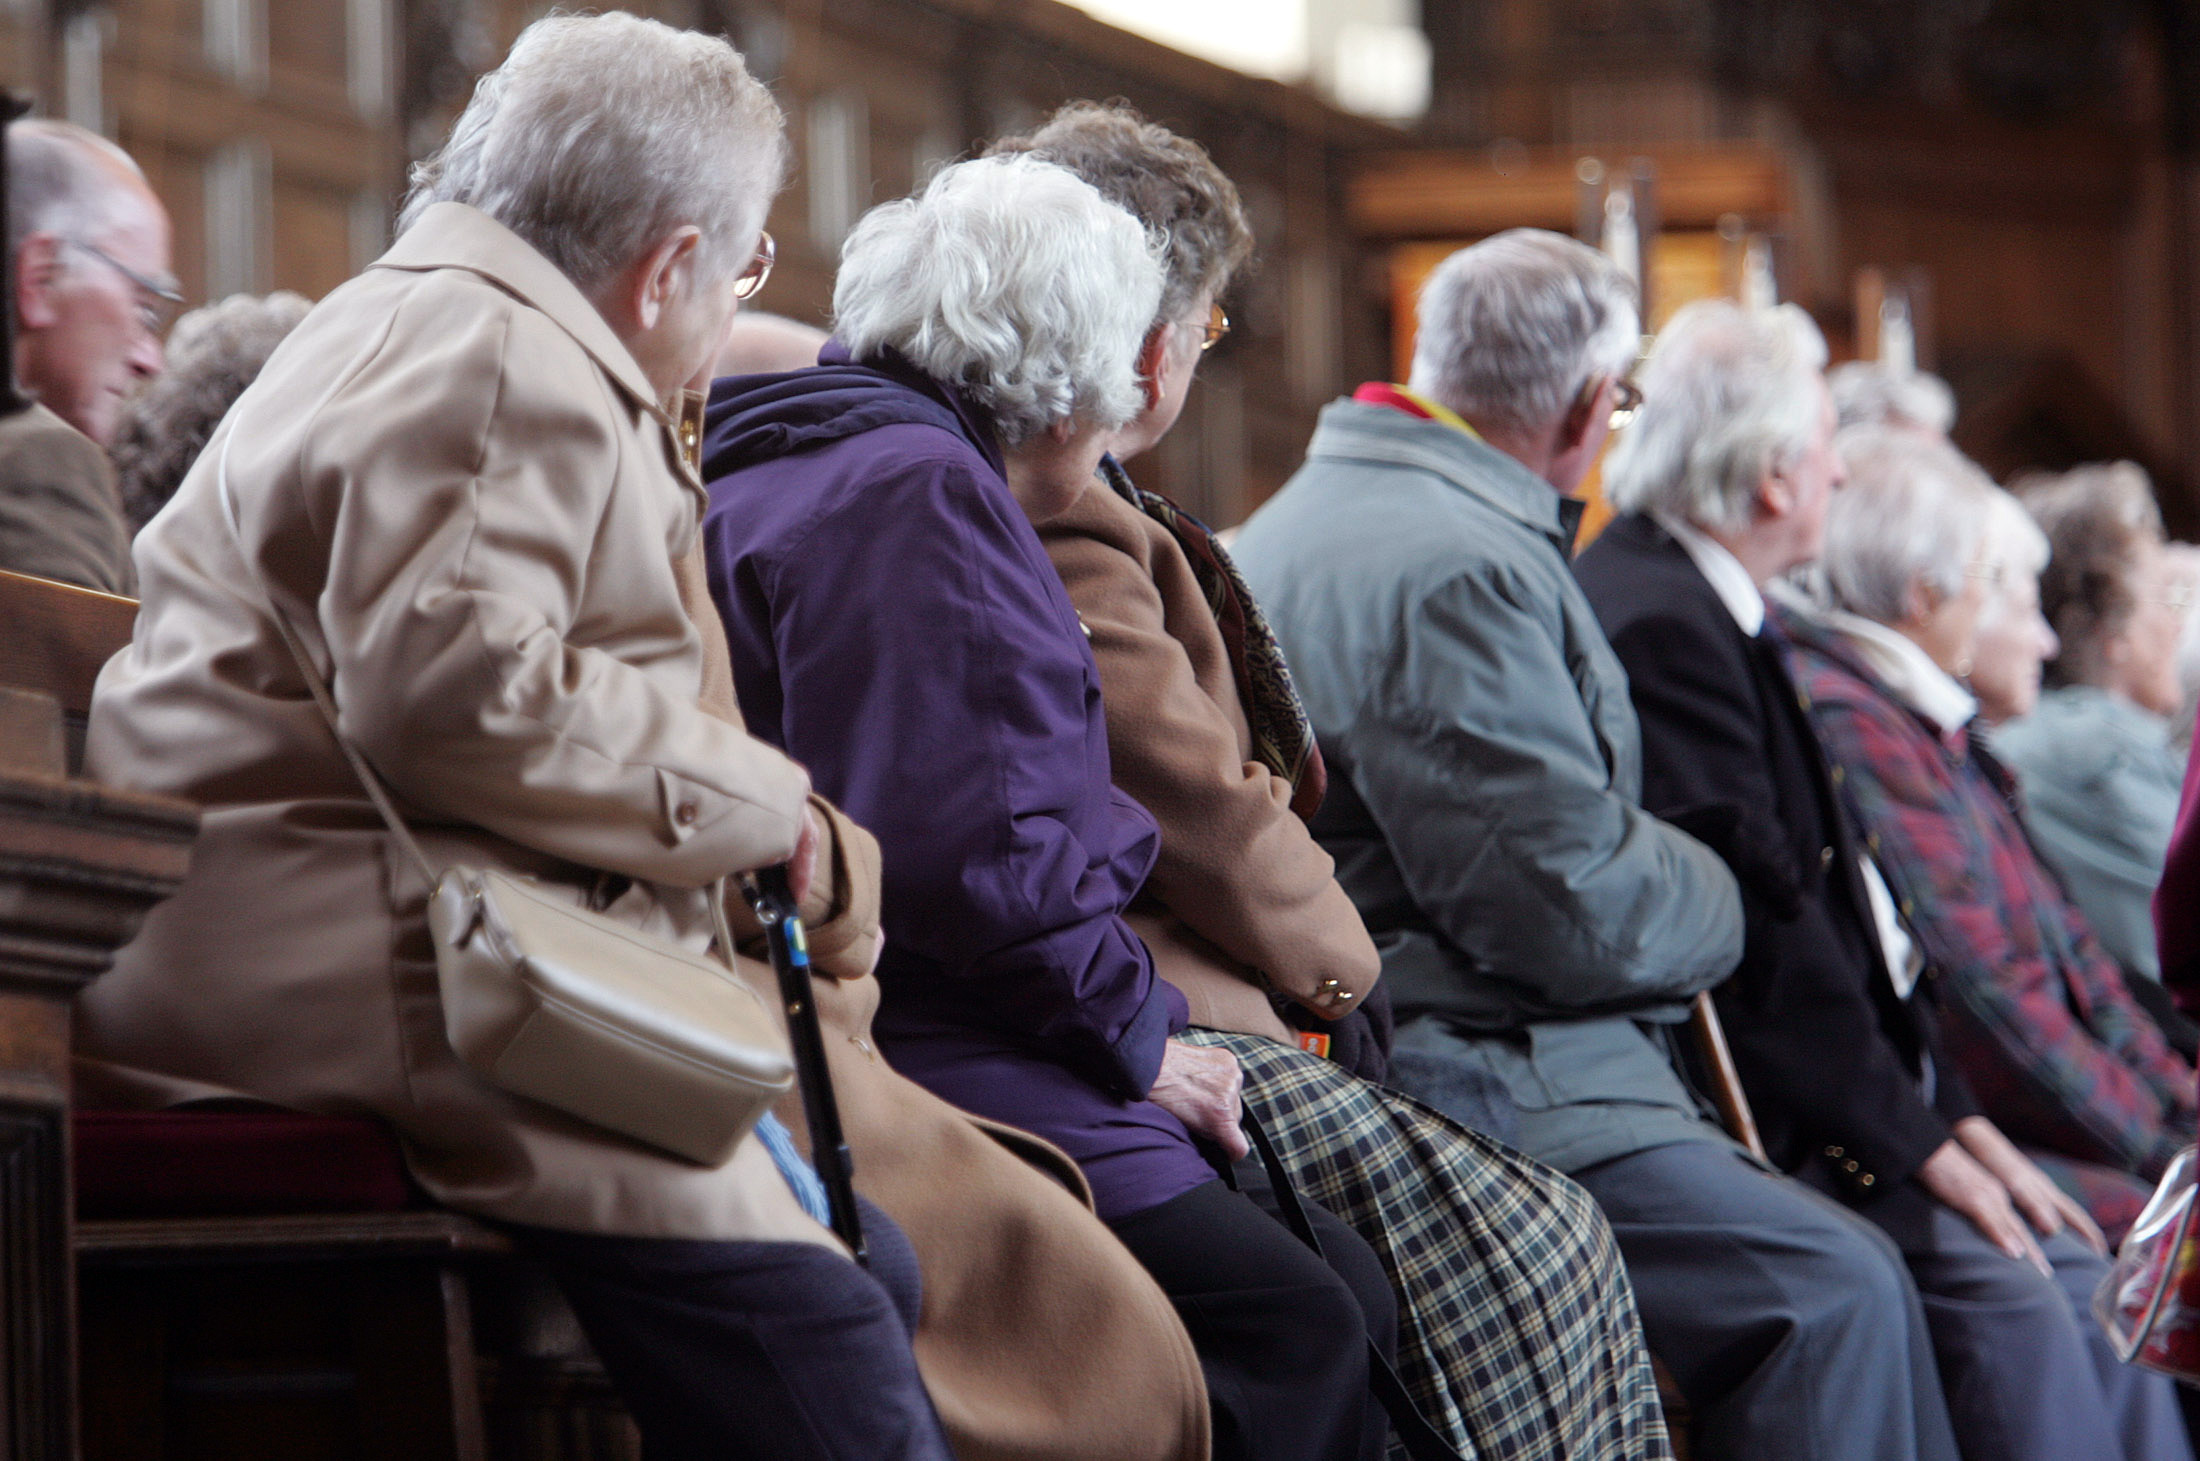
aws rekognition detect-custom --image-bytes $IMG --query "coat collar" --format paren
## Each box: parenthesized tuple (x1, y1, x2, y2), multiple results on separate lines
(376, 203, 668, 426)
(1304, 398, 1585, 554)
(1649, 511, 1766, 636)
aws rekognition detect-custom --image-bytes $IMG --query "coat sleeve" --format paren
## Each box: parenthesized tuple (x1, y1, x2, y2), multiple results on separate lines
(744, 455, 1176, 1100)
(1606, 607, 1954, 1189)
(1042, 507, 1380, 1015)
(1815, 684, 2191, 1179)
(1344, 565, 1742, 1011)
(307, 300, 810, 887)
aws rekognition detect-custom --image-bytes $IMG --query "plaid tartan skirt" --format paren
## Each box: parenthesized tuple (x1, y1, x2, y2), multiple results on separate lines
(1181, 1029, 1673, 1461)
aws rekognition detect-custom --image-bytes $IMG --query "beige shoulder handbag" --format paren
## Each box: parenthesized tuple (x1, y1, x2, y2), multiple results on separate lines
(218, 433, 793, 1168)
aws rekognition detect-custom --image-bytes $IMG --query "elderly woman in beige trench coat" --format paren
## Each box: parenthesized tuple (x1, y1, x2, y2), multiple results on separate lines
(73, 15, 1201, 1461)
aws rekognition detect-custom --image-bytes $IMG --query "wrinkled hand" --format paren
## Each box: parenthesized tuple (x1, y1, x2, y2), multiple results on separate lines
(1147, 1040, 1248, 1162)
(788, 808, 822, 909)
(1918, 1136, 2051, 1276)
(1955, 1115, 2105, 1255)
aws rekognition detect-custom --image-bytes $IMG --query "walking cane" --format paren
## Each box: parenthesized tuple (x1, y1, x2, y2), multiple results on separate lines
(1, 90, 34, 416)
(744, 864, 867, 1263)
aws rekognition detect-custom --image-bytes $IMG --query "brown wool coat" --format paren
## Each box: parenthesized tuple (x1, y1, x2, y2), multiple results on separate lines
(1039, 474, 1379, 1040)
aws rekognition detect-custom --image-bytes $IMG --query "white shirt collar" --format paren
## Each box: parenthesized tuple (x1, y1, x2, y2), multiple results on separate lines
(1652, 512, 1765, 636)
(1814, 605, 1979, 734)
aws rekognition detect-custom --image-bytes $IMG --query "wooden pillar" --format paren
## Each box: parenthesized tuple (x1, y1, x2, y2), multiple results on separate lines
(0, 765, 195, 1460)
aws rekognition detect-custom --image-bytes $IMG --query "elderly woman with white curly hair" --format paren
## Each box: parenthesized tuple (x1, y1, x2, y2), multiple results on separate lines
(701, 153, 1391, 1461)
(79, 14, 955, 1459)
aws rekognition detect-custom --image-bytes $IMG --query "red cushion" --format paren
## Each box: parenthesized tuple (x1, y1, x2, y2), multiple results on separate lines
(74, 1109, 416, 1219)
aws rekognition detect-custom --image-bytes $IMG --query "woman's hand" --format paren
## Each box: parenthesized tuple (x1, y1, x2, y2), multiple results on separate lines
(1147, 1040, 1248, 1161)
(1918, 1136, 2052, 1276)
(1954, 1115, 2106, 1255)
(789, 807, 823, 908)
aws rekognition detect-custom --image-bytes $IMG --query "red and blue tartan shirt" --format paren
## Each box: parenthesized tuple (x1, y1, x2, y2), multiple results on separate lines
(1781, 608, 2196, 1182)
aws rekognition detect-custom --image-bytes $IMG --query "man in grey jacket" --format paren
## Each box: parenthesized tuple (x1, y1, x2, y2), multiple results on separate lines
(1232, 230, 1958, 1461)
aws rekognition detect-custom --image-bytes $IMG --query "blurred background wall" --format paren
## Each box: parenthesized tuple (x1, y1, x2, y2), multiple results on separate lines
(3, 0, 2196, 530)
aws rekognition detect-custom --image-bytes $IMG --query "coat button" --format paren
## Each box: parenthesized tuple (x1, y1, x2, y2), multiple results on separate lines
(1858, 1172, 1875, 1187)
(1867, 832, 1881, 853)
(1820, 846, 1835, 872)
(1843, 1159, 1859, 1172)
(1825, 1145, 1845, 1158)
(675, 802, 699, 827)
(1830, 765, 1845, 785)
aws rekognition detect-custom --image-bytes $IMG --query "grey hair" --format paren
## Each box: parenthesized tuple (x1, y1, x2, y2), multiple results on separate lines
(1604, 298, 1829, 531)
(7, 119, 148, 259)
(110, 291, 313, 530)
(1817, 425, 1998, 625)
(1406, 229, 1639, 438)
(1829, 360, 1956, 435)
(832, 155, 1164, 447)
(398, 13, 785, 292)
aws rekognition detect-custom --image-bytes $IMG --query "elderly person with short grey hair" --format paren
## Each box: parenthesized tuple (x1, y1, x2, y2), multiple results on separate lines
(1757, 426, 2194, 1460)
(1829, 359, 1957, 437)
(81, 16, 957, 1459)
(702, 153, 1386, 1461)
(109, 290, 311, 530)
(1996, 466, 2190, 991)
(0, 118, 177, 591)
(1234, 232, 1958, 1461)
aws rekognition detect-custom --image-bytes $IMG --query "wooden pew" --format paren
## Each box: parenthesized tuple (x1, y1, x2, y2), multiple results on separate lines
(0, 569, 634, 1461)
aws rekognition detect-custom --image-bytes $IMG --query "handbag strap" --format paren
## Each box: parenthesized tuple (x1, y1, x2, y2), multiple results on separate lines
(214, 428, 441, 889)
(1239, 1105, 1470, 1461)
(212, 428, 737, 953)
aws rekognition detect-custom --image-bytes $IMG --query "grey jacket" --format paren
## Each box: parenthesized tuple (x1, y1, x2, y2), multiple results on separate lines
(1231, 399, 1744, 1170)
(1993, 686, 2182, 983)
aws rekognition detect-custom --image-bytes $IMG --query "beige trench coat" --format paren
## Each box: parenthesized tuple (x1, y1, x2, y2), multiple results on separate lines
(78, 203, 836, 1244)
(1037, 474, 1379, 1040)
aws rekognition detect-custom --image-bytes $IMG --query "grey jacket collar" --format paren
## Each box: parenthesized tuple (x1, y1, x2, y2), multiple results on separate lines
(1303, 398, 1585, 554)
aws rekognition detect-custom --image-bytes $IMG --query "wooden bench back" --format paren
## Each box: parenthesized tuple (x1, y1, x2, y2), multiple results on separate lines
(0, 570, 138, 773)
(0, 569, 137, 715)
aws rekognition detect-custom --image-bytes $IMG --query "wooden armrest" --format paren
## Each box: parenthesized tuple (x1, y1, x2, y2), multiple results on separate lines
(76, 1210, 514, 1266)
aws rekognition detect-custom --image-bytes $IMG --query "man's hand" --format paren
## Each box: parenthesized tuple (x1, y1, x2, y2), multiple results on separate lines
(1147, 1040, 1248, 1161)
(1918, 1136, 2051, 1276)
(1954, 1115, 2105, 1255)
(788, 807, 823, 909)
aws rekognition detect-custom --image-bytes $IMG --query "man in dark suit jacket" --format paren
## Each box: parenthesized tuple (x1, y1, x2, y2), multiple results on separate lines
(1576, 297, 2191, 1461)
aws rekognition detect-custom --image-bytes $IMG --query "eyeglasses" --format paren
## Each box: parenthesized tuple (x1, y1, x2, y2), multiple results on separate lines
(68, 239, 184, 335)
(2150, 583, 2196, 614)
(1608, 377, 1644, 431)
(1963, 561, 2007, 589)
(733, 231, 775, 301)
(1195, 302, 1230, 352)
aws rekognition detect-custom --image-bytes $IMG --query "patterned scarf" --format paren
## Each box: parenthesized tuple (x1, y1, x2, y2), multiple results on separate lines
(1099, 455, 1326, 819)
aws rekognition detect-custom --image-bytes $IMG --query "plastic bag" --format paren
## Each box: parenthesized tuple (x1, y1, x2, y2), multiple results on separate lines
(2094, 1145, 2200, 1382)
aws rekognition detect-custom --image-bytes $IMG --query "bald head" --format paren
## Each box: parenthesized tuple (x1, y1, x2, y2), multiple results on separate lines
(9, 119, 173, 444)
(8, 120, 156, 258)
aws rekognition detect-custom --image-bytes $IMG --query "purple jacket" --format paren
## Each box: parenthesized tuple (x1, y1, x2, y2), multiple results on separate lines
(699, 346, 1207, 1220)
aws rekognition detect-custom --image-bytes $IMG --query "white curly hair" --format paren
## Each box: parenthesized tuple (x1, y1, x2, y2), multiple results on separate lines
(831, 154, 1165, 446)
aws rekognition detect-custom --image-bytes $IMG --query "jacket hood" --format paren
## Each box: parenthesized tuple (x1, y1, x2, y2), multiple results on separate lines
(702, 341, 1003, 482)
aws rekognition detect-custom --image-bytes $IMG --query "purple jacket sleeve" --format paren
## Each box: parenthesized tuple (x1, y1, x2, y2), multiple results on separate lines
(742, 449, 1177, 1098)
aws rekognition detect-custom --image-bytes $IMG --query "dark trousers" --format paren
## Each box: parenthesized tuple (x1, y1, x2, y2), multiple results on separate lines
(1111, 1169, 1392, 1461)
(1576, 1141, 1961, 1461)
(511, 1197, 951, 1461)
(1862, 1180, 2193, 1461)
